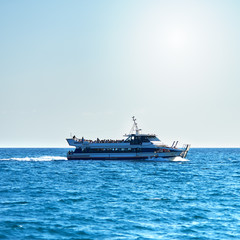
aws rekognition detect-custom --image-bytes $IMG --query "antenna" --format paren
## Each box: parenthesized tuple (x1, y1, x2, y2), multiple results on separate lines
(129, 116, 142, 135)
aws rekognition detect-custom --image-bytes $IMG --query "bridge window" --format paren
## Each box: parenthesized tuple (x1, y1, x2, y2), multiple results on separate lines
(148, 137, 160, 141)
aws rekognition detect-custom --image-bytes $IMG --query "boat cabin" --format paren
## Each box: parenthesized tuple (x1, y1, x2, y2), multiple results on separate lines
(124, 134, 160, 145)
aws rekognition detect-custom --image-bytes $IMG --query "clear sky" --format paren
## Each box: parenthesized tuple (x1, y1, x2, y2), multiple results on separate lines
(0, 0, 239, 147)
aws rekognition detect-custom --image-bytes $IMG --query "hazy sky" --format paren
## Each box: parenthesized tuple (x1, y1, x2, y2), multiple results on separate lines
(0, 0, 239, 147)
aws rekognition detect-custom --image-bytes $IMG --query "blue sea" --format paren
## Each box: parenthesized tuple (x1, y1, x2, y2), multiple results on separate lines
(0, 148, 240, 240)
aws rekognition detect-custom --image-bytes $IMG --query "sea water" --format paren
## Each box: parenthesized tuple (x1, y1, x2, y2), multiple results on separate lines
(0, 148, 240, 240)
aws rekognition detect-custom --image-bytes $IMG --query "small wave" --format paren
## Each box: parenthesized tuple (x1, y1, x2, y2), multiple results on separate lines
(146, 197, 170, 201)
(145, 157, 169, 161)
(0, 156, 67, 161)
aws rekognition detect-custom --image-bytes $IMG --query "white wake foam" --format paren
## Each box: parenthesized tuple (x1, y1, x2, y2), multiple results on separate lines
(0, 156, 67, 161)
(146, 156, 189, 162)
(169, 156, 189, 162)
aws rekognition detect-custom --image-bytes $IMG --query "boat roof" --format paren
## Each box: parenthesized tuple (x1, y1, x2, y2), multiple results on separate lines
(124, 133, 157, 137)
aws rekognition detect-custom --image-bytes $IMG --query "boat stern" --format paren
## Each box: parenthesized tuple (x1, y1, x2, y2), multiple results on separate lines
(180, 144, 191, 158)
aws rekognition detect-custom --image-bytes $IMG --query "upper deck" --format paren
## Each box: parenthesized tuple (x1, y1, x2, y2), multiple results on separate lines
(66, 117, 165, 148)
(66, 133, 164, 148)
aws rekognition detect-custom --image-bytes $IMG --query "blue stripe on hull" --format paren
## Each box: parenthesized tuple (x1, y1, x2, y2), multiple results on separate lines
(67, 156, 174, 160)
(67, 157, 148, 160)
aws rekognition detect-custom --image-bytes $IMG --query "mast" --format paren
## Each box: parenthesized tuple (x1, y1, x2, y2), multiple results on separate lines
(130, 116, 141, 135)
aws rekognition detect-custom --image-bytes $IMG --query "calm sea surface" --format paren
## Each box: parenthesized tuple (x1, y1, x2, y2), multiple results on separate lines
(0, 148, 240, 240)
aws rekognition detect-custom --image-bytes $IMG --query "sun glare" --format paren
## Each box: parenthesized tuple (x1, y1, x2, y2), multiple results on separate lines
(167, 29, 188, 50)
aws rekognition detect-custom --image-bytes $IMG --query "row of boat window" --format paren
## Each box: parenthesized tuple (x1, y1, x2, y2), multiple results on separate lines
(74, 148, 170, 153)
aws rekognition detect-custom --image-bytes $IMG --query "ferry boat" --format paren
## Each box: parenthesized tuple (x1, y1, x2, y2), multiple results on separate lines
(66, 117, 190, 160)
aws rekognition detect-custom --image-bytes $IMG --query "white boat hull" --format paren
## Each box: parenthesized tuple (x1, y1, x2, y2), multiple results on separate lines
(67, 150, 184, 160)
